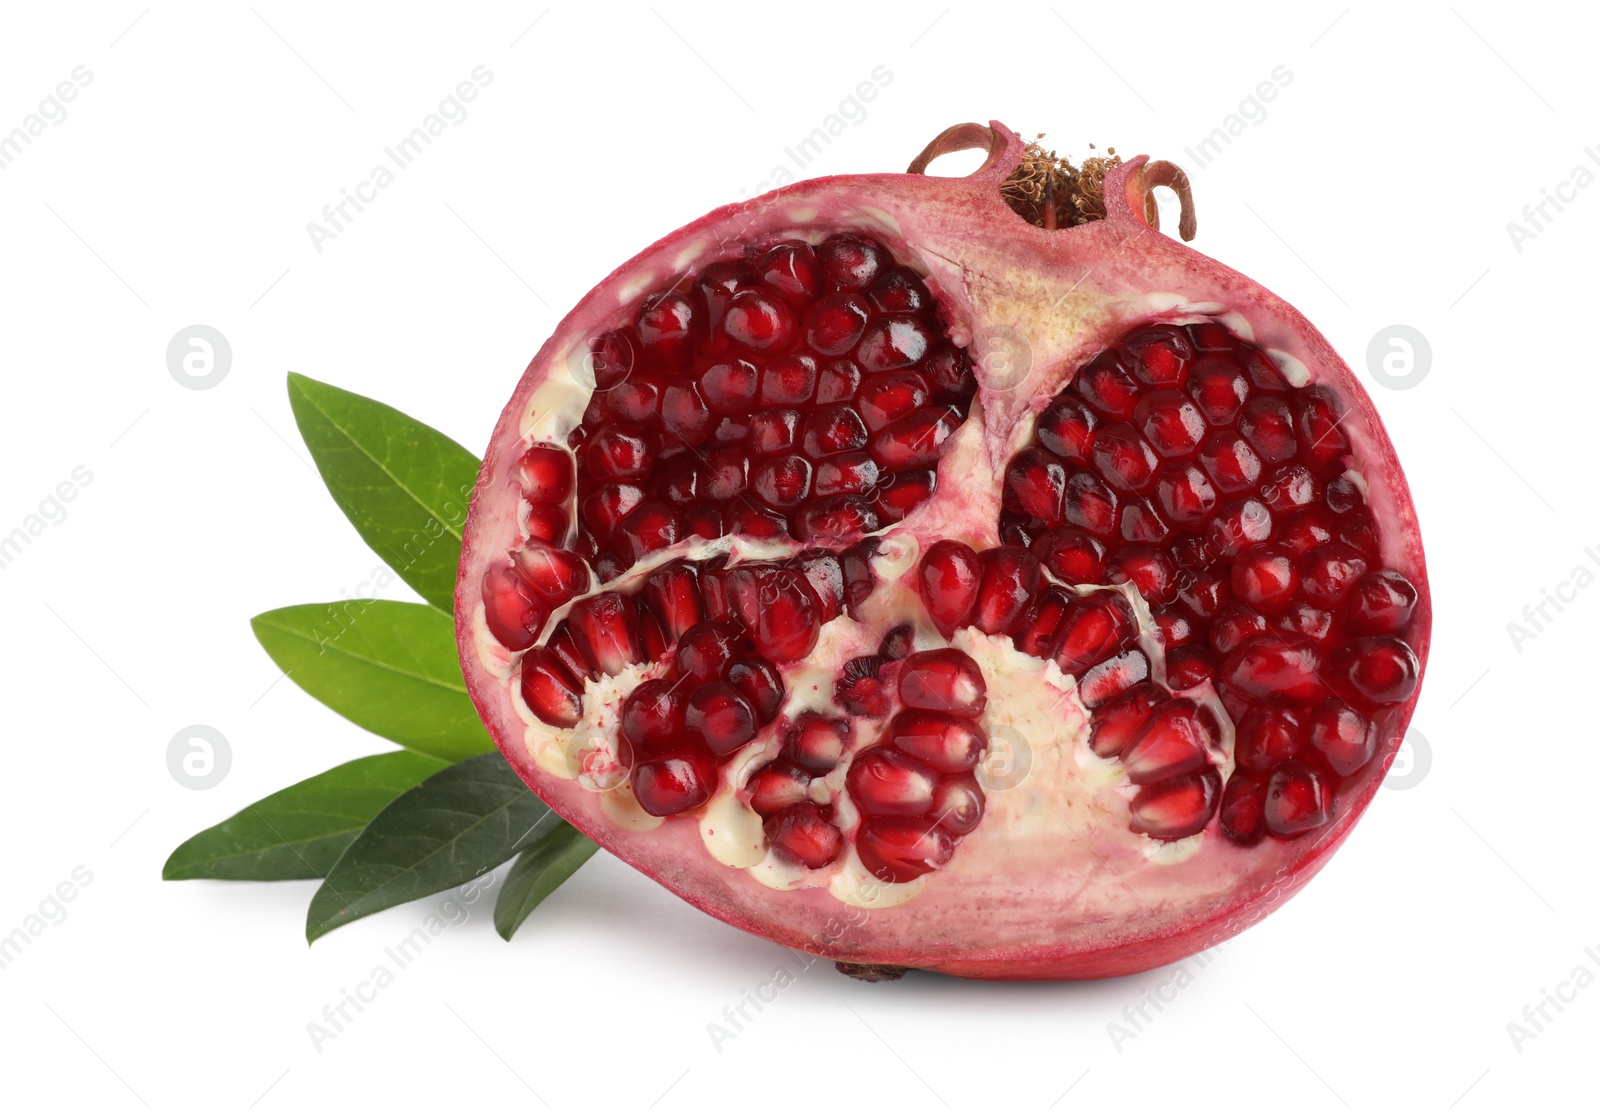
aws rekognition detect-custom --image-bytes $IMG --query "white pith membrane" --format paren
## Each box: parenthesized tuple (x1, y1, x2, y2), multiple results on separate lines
(457, 141, 1429, 976)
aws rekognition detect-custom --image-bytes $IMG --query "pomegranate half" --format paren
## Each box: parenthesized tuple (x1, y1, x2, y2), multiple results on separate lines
(456, 121, 1429, 980)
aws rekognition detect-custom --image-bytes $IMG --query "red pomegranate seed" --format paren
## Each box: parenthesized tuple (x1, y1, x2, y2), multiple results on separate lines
(726, 286, 800, 352)
(518, 444, 574, 503)
(620, 678, 686, 756)
(683, 503, 723, 541)
(765, 802, 843, 869)
(607, 373, 663, 428)
(1306, 698, 1375, 775)
(756, 241, 822, 306)
(1300, 543, 1369, 606)
(748, 761, 811, 814)
(514, 543, 590, 608)
(566, 592, 642, 676)
(795, 495, 878, 542)
(698, 359, 760, 414)
(972, 546, 1041, 634)
(871, 404, 960, 469)
(1329, 636, 1419, 707)
(858, 316, 933, 372)
(1231, 544, 1298, 613)
(1176, 567, 1231, 619)
(675, 621, 743, 685)
(727, 658, 784, 724)
(727, 504, 788, 540)
(1014, 586, 1073, 658)
(1325, 475, 1363, 514)
(662, 388, 712, 441)
(1185, 354, 1249, 424)
(1220, 635, 1324, 703)
(813, 453, 880, 498)
(640, 560, 703, 640)
(868, 266, 930, 314)
(633, 747, 718, 817)
(1198, 432, 1264, 494)
(1135, 390, 1207, 458)
(1031, 527, 1107, 583)
(1091, 422, 1160, 493)
(889, 711, 986, 773)
(1005, 448, 1068, 523)
(817, 233, 887, 289)
(1104, 545, 1177, 603)
(835, 655, 890, 717)
(585, 425, 654, 480)
(1280, 507, 1336, 555)
(582, 483, 646, 538)
(1155, 462, 1218, 526)
(873, 470, 935, 519)
(519, 649, 583, 728)
(748, 408, 802, 456)
(802, 404, 869, 457)
(1219, 772, 1266, 845)
(694, 261, 754, 345)
(546, 619, 595, 682)
(1061, 470, 1119, 537)
(636, 291, 695, 370)
(1210, 602, 1270, 654)
(841, 540, 880, 615)
(481, 561, 547, 651)
(786, 712, 850, 773)
(805, 292, 871, 354)
(1128, 769, 1221, 839)
(1076, 352, 1142, 419)
(1121, 324, 1193, 386)
(1207, 498, 1272, 558)
(759, 354, 817, 406)
(1119, 496, 1171, 544)
(856, 370, 931, 432)
(1275, 601, 1333, 643)
(616, 501, 681, 565)
(752, 454, 813, 509)
(1263, 761, 1333, 836)
(816, 358, 863, 404)
(792, 550, 844, 621)
(847, 747, 938, 816)
(587, 329, 636, 390)
(1120, 700, 1212, 784)
(924, 344, 975, 397)
(856, 817, 953, 882)
(1036, 395, 1099, 463)
(524, 504, 569, 546)
(1238, 395, 1298, 463)
(1259, 462, 1318, 514)
(684, 680, 757, 757)
(1150, 605, 1201, 647)
(1294, 390, 1350, 474)
(1235, 707, 1305, 773)
(899, 649, 987, 717)
(1164, 644, 1215, 690)
(1078, 648, 1150, 707)
(878, 624, 916, 660)
(931, 774, 985, 836)
(1345, 570, 1418, 635)
(1052, 591, 1135, 675)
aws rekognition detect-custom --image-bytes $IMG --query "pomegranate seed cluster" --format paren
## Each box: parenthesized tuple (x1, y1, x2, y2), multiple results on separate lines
(989, 321, 1421, 843)
(556, 234, 976, 581)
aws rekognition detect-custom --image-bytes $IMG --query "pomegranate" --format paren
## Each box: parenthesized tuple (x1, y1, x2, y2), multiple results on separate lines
(457, 122, 1429, 980)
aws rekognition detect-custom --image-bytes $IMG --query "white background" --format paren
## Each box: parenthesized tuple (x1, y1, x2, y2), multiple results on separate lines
(0, 2, 1592, 1112)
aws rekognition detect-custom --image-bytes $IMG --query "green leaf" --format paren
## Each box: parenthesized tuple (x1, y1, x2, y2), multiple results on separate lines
(306, 752, 567, 942)
(494, 826, 599, 940)
(286, 372, 481, 613)
(162, 752, 448, 881)
(252, 601, 493, 763)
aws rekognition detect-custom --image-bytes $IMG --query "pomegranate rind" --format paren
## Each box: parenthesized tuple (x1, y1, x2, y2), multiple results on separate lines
(457, 121, 1429, 980)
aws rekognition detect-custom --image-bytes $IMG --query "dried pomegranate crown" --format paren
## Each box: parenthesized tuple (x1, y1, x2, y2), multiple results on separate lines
(457, 120, 1429, 980)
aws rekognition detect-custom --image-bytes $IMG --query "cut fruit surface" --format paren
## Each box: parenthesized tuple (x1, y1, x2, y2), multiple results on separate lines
(458, 121, 1429, 980)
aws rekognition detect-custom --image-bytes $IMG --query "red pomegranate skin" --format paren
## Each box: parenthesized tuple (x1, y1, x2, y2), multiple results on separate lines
(456, 122, 1429, 980)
